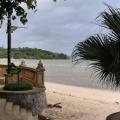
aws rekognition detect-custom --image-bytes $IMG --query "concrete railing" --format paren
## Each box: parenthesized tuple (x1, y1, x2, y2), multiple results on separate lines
(20, 64, 45, 87)
(0, 64, 7, 77)
(0, 61, 46, 120)
(0, 64, 7, 84)
(0, 60, 45, 88)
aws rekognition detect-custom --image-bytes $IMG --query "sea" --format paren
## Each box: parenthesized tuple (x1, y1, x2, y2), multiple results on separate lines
(0, 58, 114, 90)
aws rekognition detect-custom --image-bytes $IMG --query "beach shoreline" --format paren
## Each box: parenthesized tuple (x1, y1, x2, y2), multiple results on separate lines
(42, 82, 120, 120)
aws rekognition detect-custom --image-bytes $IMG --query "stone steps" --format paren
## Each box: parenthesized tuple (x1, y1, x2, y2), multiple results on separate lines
(0, 98, 6, 112)
(0, 98, 38, 120)
(13, 104, 20, 115)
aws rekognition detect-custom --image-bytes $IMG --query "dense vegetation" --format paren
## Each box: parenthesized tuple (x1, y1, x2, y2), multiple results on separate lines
(0, 47, 68, 59)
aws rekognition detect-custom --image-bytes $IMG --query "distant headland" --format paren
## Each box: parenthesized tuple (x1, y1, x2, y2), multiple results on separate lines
(0, 47, 69, 59)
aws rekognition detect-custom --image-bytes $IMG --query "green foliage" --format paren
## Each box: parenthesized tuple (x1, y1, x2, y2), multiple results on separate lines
(7, 63, 21, 75)
(72, 6, 120, 88)
(0, 47, 68, 59)
(0, 0, 60, 25)
(4, 82, 33, 91)
(0, 47, 7, 57)
(0, 0, 37, 25)
(6, 63, 22, 84)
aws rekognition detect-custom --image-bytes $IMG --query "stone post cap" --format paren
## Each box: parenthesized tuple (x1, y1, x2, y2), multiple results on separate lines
(38, 60, 43, 65)
(20, 59, 27, 67)
(36, 60, 45, 71)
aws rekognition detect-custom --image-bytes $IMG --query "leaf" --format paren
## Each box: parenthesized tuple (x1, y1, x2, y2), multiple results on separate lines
(72, 6, 120, 88)
(0, 0, 37, 25)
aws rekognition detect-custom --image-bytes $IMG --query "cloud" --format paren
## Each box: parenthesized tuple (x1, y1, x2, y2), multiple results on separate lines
(0, 0, 120, 55)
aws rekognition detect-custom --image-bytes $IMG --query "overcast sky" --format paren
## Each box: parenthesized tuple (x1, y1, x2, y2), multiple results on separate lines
(0, 0, 120, 55)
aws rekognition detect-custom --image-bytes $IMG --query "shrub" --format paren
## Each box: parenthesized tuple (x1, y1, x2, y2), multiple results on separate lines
(4, 82, 33, 91)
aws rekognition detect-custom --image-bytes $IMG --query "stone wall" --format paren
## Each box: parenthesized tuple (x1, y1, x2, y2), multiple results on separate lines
(0, 98, 38, 120)
(0, 60, 45, 88)
(0, 64, 7, 77)
(19, 65, 45, 88)
(0, 88, 47, 116)
(0, 61, 47, 119)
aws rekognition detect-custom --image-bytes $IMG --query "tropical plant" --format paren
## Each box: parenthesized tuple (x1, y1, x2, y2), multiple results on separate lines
(7, 63, 22, 84)
(0, 0, 37, 78)
(0, 0, 59, 82)
(72, 6, 120, 88)
(0, 0, 37, 25)
(0, 0, 37, 84)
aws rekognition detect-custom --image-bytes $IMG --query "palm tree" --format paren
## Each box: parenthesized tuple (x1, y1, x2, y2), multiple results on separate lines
(72, 6, 120, 88)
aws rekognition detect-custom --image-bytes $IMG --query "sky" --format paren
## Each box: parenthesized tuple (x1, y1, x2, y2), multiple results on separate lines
(0, 0, 120, 55)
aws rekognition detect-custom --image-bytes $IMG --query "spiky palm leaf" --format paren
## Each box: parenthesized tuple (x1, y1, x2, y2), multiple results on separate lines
(99, 5, 120, 40)
(72, 6, 120, 87)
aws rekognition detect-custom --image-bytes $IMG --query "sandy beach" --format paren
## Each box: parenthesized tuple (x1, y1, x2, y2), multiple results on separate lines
(42, 82, 120, 120)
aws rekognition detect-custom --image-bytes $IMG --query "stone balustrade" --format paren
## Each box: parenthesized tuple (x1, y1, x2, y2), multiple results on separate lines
(0, 61, 47, 120)
(0, 60, 45, 88)
(0, 64, 7, 77)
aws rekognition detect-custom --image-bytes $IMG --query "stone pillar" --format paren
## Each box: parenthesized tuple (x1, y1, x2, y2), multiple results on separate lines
(4, 74, 12, 84)
(19, 59, 27, 82)
(36, 60, 45, 87)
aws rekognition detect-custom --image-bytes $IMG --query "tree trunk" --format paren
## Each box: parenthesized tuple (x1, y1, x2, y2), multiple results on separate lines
(18, 73, 20, 84)
(5, 13, 12, 84)
(7, 14, 11, 74)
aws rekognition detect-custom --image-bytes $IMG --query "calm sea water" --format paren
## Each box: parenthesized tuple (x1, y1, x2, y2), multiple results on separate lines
(0, 58, 110, 90)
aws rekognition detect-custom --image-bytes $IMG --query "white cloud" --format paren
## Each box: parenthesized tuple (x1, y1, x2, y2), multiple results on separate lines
(0, 0, 120, 55)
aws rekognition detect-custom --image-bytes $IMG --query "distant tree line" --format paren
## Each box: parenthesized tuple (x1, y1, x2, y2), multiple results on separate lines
(0, 47, 69, 59)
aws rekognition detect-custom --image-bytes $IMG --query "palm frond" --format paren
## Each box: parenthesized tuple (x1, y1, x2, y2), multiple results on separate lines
(72, 34, 113, 62)
(98, 5, 120, 39)
(72, 34, 120, 87)
(72, 6, 120, 87)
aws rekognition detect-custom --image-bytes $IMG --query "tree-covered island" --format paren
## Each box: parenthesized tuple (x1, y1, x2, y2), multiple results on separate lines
(0, 47, 69, 59)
